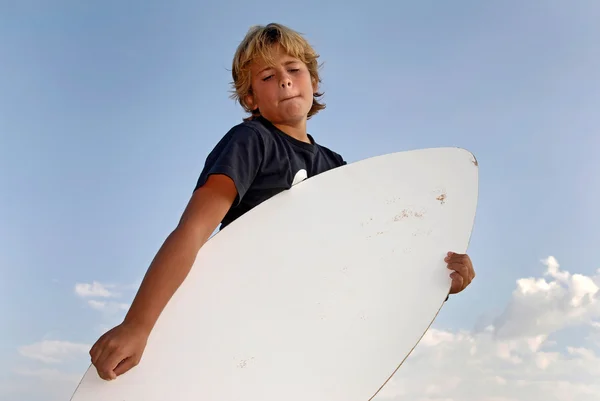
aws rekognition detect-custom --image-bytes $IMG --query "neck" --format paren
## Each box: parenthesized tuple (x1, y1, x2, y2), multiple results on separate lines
(272, 120, 310, 144)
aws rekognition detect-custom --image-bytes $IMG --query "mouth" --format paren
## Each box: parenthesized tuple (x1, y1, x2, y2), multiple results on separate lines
(281, 95, 300, 102)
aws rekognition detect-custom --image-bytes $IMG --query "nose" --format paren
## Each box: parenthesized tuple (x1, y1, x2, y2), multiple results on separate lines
(280, 76, 292, 88)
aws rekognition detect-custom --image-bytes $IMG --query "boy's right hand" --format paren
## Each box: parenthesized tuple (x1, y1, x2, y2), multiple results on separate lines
(89, 321, 150, 381)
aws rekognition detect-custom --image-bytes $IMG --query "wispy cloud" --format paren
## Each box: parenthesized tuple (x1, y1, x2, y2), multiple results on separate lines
(18, 340, 90, 364)
(14, 367, 82, 383)
(74, 281, 118, 298)
(87, 299, 130, 313)
(74, 280, 135, 317)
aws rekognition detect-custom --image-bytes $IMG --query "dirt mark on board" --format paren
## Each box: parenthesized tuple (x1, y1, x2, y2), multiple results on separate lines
(394, 209, 426, 221)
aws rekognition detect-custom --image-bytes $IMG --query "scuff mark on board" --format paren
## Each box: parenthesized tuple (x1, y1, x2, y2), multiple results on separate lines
(394, 209, 426, 221)
(366, 230, 387, 239)
(238, 357, 255, 368)
(360, 217, 374, 227)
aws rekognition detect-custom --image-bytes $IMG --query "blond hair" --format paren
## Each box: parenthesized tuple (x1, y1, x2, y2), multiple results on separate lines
(230, 23, 325, 121)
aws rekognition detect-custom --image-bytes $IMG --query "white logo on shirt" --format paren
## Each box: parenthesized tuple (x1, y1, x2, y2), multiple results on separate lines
(291, 169, 307, 186)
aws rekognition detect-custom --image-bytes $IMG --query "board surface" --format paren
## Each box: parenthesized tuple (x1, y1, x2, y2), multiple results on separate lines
(71, 147, 479, 401)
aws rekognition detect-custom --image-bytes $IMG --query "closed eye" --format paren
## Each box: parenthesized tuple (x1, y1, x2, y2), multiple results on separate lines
(262, 68, 300, 81)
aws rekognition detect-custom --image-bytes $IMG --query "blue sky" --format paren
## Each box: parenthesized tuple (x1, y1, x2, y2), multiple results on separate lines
(1, 1, 600, 400)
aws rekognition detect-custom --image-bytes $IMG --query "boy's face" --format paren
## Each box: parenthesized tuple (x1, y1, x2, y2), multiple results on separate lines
(245, 45, 317, 127)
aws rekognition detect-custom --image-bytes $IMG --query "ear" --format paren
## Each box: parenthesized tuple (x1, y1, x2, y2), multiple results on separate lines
(244, 93, 255, 110)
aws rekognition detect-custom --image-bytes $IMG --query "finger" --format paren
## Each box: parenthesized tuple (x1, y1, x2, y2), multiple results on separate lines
(96, 351, 120, 381)
(93, 340, 112, 369)
(447, 262, 470, 281)
(101, 347, 131, 380)
(450, 271, 464, 294)
(113, 355, 140, 377)
(454, 259, 475, 282)
(89, 337, 106, 365)
(95, 366, 116, 381)
(446, 252, 474, 275)
(448, 264, 472, 293)
(90, 327, 115, 364)
(94, 350, 116, 380)
(95, 343, 124, 381)
(445, 252, 471, 266)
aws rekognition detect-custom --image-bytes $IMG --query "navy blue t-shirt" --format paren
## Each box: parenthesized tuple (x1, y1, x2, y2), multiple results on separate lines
(194, 116, 347, 229)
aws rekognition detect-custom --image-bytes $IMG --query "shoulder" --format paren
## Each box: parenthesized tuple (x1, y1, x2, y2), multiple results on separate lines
(216, 119, 270, 147)
(312, 138, 347, 166)
(195, 119, 273, 203)
(203, 119, 274, 164)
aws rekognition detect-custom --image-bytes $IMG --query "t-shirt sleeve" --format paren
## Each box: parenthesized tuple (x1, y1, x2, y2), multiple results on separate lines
(194, 125, 264, 206)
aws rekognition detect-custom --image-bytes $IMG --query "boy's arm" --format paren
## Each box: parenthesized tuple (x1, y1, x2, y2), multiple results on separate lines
(90, 173, 237, 380)
(122, 173, 237, 332)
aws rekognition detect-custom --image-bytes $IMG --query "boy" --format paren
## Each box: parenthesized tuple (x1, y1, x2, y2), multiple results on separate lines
(89, 23, 476, 381)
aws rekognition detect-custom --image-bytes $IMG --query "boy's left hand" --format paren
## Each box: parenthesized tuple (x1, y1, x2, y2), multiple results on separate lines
(445, 251, 475, 294)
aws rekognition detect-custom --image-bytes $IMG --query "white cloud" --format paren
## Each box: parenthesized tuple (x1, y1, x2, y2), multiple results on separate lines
(9, 341, 91, 400)
(74, 281, 118, 298)
(10, 256, 600, 401)
(375, 256, 600, 401)
(74, 281, 133, 318)
(87, 299, 130, 312)
(18, 340, 90, 364)
(491, 256, 600, 340)
(376, 326, 600, 401)
(87, 299, 106, 310)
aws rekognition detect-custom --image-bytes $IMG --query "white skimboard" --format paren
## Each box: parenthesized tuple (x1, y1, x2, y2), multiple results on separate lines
(71, 147, 479, 401)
